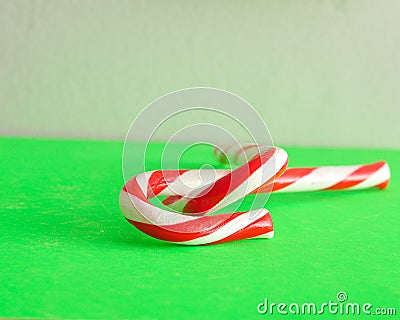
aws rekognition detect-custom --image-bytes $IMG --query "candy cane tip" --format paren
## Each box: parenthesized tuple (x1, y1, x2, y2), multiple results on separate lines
(376, 161, 390, 189)
(376, 180, 389, 190)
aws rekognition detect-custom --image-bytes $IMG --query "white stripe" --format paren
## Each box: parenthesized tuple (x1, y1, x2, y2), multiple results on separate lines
(178, 208, 269, 245)
(158, 169, 229, 197)
(120, 190, 197, 225)
(135, 172, 152, 196)
(166, 170, 231, 211)
(248, 231, 274, 239)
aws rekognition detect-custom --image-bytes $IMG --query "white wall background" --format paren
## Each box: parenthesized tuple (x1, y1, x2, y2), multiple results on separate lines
(1, 0, 399, 148)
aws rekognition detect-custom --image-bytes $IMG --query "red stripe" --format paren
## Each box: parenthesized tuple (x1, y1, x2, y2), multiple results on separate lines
(251, 158, 289, 194)
(210, 213, 273, 245)
(183, 148, 276, 214)
(162, 195, 183, 205)
(376, 180, 389, 189)
(324, 161, 385, 190)
(127, 211, 247, 242)
(147, 170, 187, 196)
(122, 177, 147, 201)
(163, 157, 288, 204)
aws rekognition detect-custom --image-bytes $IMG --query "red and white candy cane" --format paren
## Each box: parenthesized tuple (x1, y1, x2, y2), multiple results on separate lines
(120, 145, 390, 245)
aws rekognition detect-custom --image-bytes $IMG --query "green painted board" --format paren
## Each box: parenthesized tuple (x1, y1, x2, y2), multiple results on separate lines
(0, 137, 398, 319)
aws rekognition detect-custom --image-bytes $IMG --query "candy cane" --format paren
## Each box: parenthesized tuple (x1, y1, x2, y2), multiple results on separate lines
(213, 145, 390, 194)
(120, 145, 390, 245)
(253, 162, 390, 193)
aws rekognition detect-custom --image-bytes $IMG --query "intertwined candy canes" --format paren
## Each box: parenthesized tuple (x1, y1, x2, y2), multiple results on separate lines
(120, 145, 390, 245)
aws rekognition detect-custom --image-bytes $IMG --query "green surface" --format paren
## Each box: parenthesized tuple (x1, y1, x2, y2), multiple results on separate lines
(0, 137, 399, 319)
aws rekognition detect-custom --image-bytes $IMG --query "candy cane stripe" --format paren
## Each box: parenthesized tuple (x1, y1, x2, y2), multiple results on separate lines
(325, 161, 386, 190)
(182, 148, 277, 214)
